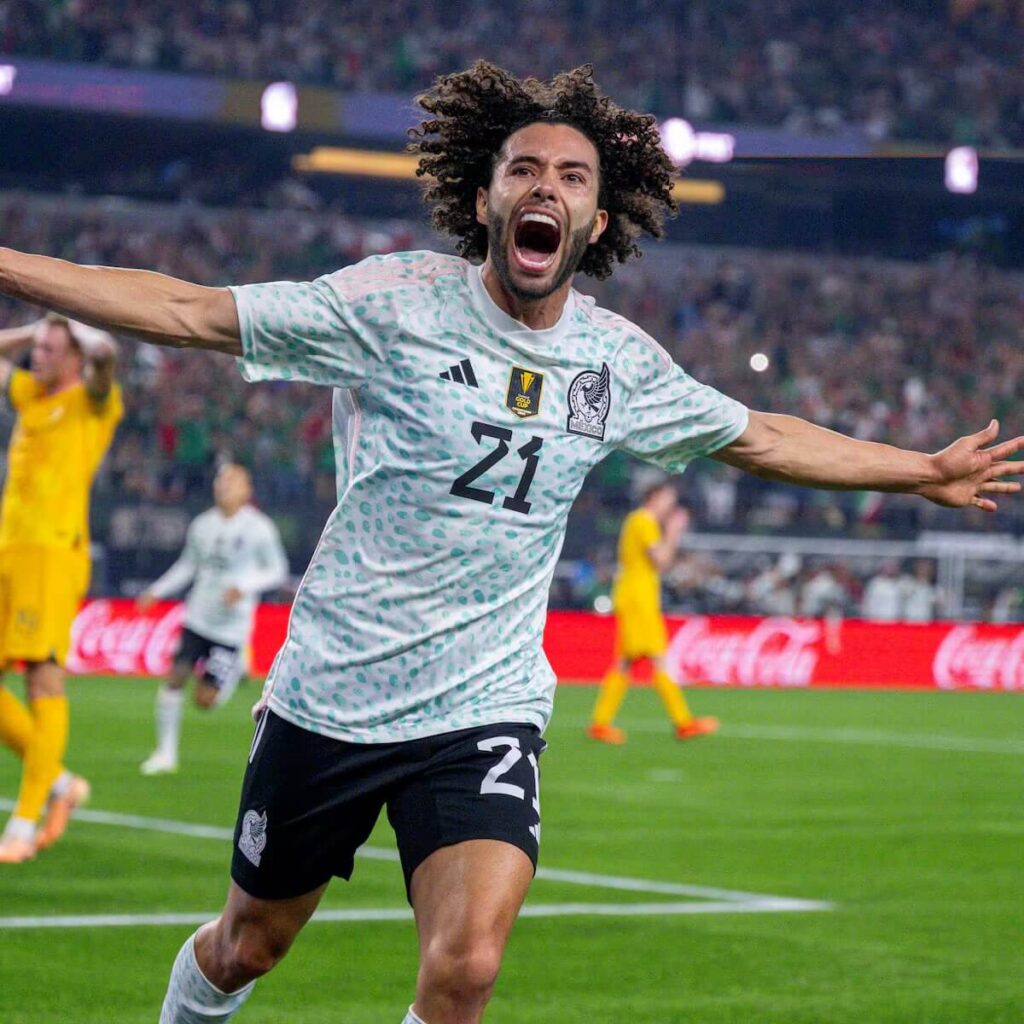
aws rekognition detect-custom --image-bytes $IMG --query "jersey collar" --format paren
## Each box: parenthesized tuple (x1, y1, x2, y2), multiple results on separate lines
(468, 263, 576, 346)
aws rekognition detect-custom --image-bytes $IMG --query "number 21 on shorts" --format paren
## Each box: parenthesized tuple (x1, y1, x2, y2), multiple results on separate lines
(477, 735, 541, 842)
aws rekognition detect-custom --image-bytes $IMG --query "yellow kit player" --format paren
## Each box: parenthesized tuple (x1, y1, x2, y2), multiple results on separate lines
(588, 481, 718, 744)
(0, 313, 122, 862)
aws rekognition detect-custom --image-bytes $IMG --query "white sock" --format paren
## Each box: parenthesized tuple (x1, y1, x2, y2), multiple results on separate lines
(403, 1007, 427, 1024)
(3, 815, 37, 842)
(49, 770, 74, 799)
(160, 933, 255, 1023)
(155, 686, 185, 760)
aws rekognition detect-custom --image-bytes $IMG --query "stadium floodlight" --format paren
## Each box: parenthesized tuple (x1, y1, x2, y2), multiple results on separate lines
(261, 81, 298, 132)
(945, 147, 978, 194)
(659, 118, 735, 168)
(0, 65, 16, 96)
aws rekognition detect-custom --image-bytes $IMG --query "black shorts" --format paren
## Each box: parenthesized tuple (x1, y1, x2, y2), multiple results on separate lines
(230, 711, 545, 901)
(174, 626, 243, 692)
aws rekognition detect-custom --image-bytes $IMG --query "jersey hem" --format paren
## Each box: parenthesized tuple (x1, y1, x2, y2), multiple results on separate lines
(264, 694, 548, 745)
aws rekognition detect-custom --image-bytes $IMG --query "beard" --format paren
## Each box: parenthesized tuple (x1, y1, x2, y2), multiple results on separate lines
(487, 210, 595, 302)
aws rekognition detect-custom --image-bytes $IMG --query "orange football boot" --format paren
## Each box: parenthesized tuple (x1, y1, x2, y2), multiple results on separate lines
(675, 717, 720, 741)
(586, 723, 627, 745)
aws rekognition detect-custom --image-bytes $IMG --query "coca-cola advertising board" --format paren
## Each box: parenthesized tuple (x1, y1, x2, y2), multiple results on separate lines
(67, 600, 1024, 691)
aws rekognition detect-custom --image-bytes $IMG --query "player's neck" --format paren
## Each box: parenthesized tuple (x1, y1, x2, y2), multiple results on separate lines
(216, 503, 245, 518)
(39, 371, 80, 397)
(479, 260, 570, 331)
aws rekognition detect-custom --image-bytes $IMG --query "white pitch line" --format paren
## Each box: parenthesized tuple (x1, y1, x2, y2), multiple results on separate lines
(562, 718, 1024, 755)
(0, 799, 832, 913)
(0, 897, 832, 931)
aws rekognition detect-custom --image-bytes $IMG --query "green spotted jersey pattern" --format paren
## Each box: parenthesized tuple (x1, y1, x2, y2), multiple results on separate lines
(231, 252, 748, 743)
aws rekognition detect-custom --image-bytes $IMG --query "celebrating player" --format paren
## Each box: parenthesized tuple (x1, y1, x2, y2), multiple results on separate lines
(0, 314, 122, 863)
(0, 63, 1021, 1023)
(588, 482, 718, 744)
(136, 462, 288, 776)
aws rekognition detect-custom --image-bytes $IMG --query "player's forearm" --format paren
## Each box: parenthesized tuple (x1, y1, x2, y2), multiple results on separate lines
(648, 540, 677, 572)
(712, 411, 940, 494)
(148, 559, 197, 598)
(0, 320, 39, 356)
(0, 248, 241, 355)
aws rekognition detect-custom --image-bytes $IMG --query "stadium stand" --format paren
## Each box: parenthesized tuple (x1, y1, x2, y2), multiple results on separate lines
(2, 0, 1024, 143)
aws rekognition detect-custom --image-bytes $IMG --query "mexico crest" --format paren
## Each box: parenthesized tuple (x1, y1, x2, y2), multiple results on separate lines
(238, 809, 268, 867)
(506, 366, 544, 418)
(567, 363, 612, 440)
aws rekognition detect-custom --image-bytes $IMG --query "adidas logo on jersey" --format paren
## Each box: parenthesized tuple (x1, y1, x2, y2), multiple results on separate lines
(439, 359, 479, 388)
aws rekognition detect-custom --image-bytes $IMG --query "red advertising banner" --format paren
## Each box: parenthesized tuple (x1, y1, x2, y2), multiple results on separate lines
(66, 599, 291, 677)
(68, 600, 1024, 692)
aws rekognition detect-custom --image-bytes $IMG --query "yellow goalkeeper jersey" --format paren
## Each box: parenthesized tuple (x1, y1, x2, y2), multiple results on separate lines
(611, 508, 662, 612)
(0, 368, 123, 550)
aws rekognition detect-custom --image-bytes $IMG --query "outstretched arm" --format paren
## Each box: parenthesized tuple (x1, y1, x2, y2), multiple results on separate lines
(712, 411, 1024, 511)
(0, 248, 240, 355)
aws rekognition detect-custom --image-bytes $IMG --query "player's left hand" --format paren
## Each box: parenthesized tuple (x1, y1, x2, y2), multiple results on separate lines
(222, 586, 243, 606)
(920, 420, 1024, 511)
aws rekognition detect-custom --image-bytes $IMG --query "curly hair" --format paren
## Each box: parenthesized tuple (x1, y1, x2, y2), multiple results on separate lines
(409, 62, 677, 280)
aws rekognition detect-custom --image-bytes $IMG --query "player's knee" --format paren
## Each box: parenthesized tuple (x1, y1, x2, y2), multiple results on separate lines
(421, 938, 503, 1004)
(221, 929, 290, 984)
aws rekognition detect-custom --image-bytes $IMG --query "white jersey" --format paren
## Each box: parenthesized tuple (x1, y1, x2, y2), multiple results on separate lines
(230, 252, 748, 743)
(148, 505, 289, 648)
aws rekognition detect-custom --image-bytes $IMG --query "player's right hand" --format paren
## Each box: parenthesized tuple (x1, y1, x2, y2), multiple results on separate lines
(136, 591, 156, 612)
(666, 508, 690, 537)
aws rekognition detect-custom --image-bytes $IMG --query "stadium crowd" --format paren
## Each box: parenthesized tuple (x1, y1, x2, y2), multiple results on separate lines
(2, 0, 1023, 145)
(2, 192, 1023, 532)
(2, 192, 1023, 614)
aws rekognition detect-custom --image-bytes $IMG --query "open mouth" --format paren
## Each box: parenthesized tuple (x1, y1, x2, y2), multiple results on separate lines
(512, 211, 562, 273)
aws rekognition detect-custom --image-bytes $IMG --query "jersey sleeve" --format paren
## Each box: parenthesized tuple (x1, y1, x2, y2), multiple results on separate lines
(236, 518, 289, 597)
(84, 382, 124, 472)
(149, 520, 201, 598)
(617, 360, 749, 474)
(230, 254, 406, 389)
(7, 368, 36, 412)
(635, 511, 661, 551)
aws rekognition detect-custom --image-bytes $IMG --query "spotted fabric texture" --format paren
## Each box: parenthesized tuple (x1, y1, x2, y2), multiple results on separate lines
(231, 252, 747, 743)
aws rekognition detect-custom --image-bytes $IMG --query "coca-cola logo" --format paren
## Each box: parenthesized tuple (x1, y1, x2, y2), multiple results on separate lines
(68, 600, 184, 676)
(665, 616, 821, 687)
(933, 625, 1024, 691)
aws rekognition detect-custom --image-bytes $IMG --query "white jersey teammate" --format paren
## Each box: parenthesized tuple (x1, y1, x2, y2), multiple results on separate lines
(0, 63, 1021, 1024)
(137, 463, 288, 774)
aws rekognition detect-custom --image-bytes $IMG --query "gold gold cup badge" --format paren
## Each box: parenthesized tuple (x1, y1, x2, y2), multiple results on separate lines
(506, 366, 544, 418)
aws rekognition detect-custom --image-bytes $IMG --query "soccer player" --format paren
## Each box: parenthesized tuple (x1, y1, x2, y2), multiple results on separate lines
(0, 63, 1021, 1023)
(136, 462, 288, 775)
(588, 481, 718, 744)
(0, 314, 122, 863)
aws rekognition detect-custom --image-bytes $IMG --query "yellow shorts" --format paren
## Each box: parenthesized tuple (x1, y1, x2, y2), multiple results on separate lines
(614, 601, 668, 661)
(0, 545, 88, 666)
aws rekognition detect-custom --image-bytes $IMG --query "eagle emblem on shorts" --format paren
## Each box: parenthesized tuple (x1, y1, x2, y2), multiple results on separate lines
(238, 809, 268, 867)
(566, 363, 612, 440)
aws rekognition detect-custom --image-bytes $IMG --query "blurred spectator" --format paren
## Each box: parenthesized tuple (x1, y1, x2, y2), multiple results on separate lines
(800, 563, 849, 617)
(1, 1, 1024, 144)
(861, 561, 903, 621)
(746, 554, 800, 615)
(900, 558, 942, 622)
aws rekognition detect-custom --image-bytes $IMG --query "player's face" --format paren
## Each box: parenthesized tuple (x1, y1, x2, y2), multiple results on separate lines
(649, 486, 677, 522)
(30, 323, 81, 388)
(214, 465, 252, 512)
(477, 122, 609, 302)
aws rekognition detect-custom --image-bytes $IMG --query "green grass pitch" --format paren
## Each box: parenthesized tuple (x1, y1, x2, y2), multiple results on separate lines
(1, 676, 1022, 1023)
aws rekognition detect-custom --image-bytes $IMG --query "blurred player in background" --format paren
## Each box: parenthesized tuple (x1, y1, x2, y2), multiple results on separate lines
(588, 481, 718, 744)
(0, 314, 121, 862)
(136, 463, 288, 775)
(0, 62, 1021, 1024)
